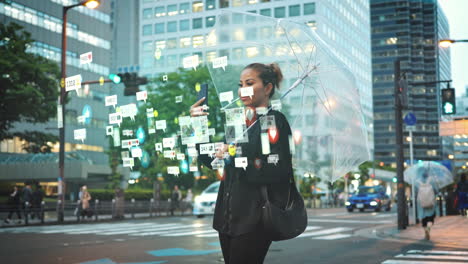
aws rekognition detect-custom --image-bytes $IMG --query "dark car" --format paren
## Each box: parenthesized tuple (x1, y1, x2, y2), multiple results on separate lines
(346, 186, 391, 212)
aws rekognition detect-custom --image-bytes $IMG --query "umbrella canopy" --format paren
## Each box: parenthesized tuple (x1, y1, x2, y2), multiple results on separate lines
(404, 161, 453, 191)
(204, 11, 370, 182)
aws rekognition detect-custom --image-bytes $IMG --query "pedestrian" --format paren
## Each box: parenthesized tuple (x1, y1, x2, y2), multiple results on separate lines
(190, 62, 291, 263)
(185, 188, 194, 213)
(80, 185, 92, 219)
(170, 185, 182, 216)
(4, 186, 22, 224)
(114, 187, 125, 219)
(31, 185, 44, 220)
(22, 183, 33, 218)
(455, 173, 468, 216)
(417, 173, 437, 240)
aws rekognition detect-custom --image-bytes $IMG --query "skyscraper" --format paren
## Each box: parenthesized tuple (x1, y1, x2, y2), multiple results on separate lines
(371, 0, 451, 167)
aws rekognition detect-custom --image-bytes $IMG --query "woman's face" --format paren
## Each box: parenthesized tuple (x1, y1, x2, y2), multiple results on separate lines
(238, 68, 272, 108)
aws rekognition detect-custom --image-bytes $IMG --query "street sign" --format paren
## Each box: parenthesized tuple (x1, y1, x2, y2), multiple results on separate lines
(404, 112, 417, 126)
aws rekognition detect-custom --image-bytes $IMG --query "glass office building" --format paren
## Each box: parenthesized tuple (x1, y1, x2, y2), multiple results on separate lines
(371, 0, 451, 167)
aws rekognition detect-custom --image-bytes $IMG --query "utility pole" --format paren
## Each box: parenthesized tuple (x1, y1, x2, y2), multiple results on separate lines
(394, 59, 407, 230)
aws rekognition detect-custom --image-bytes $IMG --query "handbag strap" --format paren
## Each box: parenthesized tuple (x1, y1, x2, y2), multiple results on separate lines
(261, 177, 295, 205)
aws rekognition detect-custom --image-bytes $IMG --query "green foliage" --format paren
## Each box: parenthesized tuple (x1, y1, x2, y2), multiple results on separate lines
(0, 22, 60, 141)
(88, 188, 173, 201)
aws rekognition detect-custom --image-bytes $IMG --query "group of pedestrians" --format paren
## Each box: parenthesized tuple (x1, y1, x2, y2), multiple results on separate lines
(4, 183, 44, 224)
(170, 185, 193, 216)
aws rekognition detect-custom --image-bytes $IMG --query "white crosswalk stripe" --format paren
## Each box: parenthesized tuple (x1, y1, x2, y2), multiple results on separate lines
(382, 249, 468, 263)
(0, 222, 356, 241)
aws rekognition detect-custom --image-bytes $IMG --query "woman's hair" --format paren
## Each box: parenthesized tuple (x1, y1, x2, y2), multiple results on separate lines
(244, 62, 283, 98)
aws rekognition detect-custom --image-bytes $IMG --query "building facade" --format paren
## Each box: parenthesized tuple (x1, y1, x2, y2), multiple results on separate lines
(371, 0, 451, 167)
(0, 0, 117, 192)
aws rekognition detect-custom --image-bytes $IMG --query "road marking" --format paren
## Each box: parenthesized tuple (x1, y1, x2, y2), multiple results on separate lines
(395, 254, 468, 261)
(64, 223, 157, 234)
(313, 233, 352, 240)
(309, 219, 392, 224)
(316, 212, 349, 217)
(407, 250, 468, 256)
(161, 229, 217, 237)
(40, 223, 154, 234)
(375, 213, 396, 218)
(196, 233, 219, 237)
(98, 223, 180, 235)
(132, 224, 207, 236)
(298, 227, 352, 238)
(382, 260, 461, 264)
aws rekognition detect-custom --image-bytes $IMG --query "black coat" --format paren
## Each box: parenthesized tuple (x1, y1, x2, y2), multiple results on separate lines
(198, 110, 293, 236)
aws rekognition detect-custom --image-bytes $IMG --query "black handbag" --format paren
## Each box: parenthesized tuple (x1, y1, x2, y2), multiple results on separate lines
(260, 179, 308, 241)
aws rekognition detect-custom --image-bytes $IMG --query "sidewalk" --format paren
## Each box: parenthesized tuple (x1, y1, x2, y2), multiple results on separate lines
(362, 215, 468, 249)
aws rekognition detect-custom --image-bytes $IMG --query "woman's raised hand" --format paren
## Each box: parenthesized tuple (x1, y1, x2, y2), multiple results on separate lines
(190, 97, 209, 117)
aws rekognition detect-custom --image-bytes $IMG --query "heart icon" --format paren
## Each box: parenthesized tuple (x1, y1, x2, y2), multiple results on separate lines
(245, 107, 256, 127)
(268, 127, 279, 144)
(293, 130, 302, 145)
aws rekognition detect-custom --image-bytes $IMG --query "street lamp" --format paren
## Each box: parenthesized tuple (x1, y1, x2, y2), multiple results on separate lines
(439, 39, 468, 48)
(58, 0, 100, 222)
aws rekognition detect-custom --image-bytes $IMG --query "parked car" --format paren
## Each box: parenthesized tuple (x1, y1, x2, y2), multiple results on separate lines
(346, 186, 391, 212)
(193, 181, 220, 218)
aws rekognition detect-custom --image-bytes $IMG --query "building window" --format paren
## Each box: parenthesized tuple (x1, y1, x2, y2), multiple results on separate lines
(206, 0, 215, 10)
(206, 50, 216, 62)
(206, 16, 216, 27)
(246, 47, 259, 58)
(307, 20, 317, 30)
(274, 7, 285, 18)
(167, 38, 177, 49)
(180, 2, 190, 14)
(193, 18, 203, 29)
(219, 0, 229, 8)
(180, 19, 190, 31)
(155, 6, 166, 17)
(289, 5, 300, 17)
(142, 24, 152, 36)
(193, 1, 204, 12)
(232, 0, 243, 7)
(167, 54, 178, 67)
(155, 40, 166, 50)
(246, 28, 257, 40)
(260, 8, 271, 17)
(180, 37, 191, 48)
(167, 4, 178, 16)
(142, 57, 153, 69)
(233, 48, 244, 59)
(155, 23, 165, 34)
(304, 3, 315, 15)
(142, 41, 152, 52)
(167, 21, 177, 33)
(192, 35, 204, 48)
(143, 8, 153, 19)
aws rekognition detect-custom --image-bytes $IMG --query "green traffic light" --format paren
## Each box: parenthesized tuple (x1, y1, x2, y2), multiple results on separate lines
(443, 102, 454, 114)
(392, 177, 397, 183)
(109, 74, 121, 84)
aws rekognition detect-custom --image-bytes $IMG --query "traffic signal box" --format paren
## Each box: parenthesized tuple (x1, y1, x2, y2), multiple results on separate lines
(114, 72, 148, 96)
(441, 87, 456, 115)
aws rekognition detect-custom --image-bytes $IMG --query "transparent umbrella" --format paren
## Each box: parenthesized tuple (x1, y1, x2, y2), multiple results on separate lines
(203, 11, 370, 182)
(404, 161, 453, 191)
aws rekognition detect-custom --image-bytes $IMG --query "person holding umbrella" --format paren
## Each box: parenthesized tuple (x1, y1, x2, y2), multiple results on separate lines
(417, 172, 437, 240)
(191, 62, 292, 263)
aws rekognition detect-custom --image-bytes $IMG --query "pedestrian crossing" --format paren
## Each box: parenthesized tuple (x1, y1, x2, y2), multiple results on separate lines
(0, 221, 356, 241)
(382, 250, 468, 263)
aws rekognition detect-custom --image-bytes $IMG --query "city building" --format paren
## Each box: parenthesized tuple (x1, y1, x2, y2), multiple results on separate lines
(371, 0, 451, 167)
(0, 0, 125, 197)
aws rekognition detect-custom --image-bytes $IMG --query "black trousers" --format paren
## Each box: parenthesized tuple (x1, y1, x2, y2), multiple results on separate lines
(421, 213, 435, 227)
(219, 229, 272, 264)
(7, 206, 22, 220)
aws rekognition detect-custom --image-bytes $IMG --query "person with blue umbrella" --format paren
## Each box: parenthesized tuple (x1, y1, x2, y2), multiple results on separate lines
(417, 172, 437, 240)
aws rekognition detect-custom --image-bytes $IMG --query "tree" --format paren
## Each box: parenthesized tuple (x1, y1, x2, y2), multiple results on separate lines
(0, 22, 60, 151)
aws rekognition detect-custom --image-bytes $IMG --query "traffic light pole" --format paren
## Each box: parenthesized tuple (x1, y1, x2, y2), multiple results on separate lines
(394, 59, 407, 230)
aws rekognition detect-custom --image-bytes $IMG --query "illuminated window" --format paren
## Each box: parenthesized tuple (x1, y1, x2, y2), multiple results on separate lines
(219, 0, 229, 8)
(274, 7, 285, 18)
(155, 23, 164, 34)
(307, 21, 317, 30)
(289, 5, 300, 17)
(234, 29, 245, 41)
(192, 35, 204, 48)
(193, 18, 203, 29)
(193, 1, 204, 12)
(180, 2, 190, 14)
(232, 0, 243, 7)
(206, 51, 216, 62)
(304, 3, 315, 15)
(246, 47, 259, 58)
(260, 26, 272, 39)
(260, 8, 271, 16)
(155, 6, 166, 17)
(206, 0, 215, 10)
(180, 19, 190, 31)
(206, 16, 216, 27)
(167, 4, 178, 16)
(142, 24, 152, 36)
(167, 21, 177, 32)
(386, 37, 398, 45)
(156, 40, 166, 50)
(180, 37, 191, 48)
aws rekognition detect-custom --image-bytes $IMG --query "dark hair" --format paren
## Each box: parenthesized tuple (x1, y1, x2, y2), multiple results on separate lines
(244, 63, 283, 98)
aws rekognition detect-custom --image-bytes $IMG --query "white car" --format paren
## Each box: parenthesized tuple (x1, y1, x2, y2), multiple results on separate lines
(193, 181, 220, 217)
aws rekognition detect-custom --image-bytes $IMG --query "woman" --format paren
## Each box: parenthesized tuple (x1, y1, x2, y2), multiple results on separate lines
(4, 186, 22, 224)
(190, 63, 292, 264)
(80, 185, 92, 218)
(417, 173, 437, 240)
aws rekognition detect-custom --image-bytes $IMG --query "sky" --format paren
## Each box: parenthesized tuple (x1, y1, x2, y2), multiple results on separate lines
(439, 0, 468, 96)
